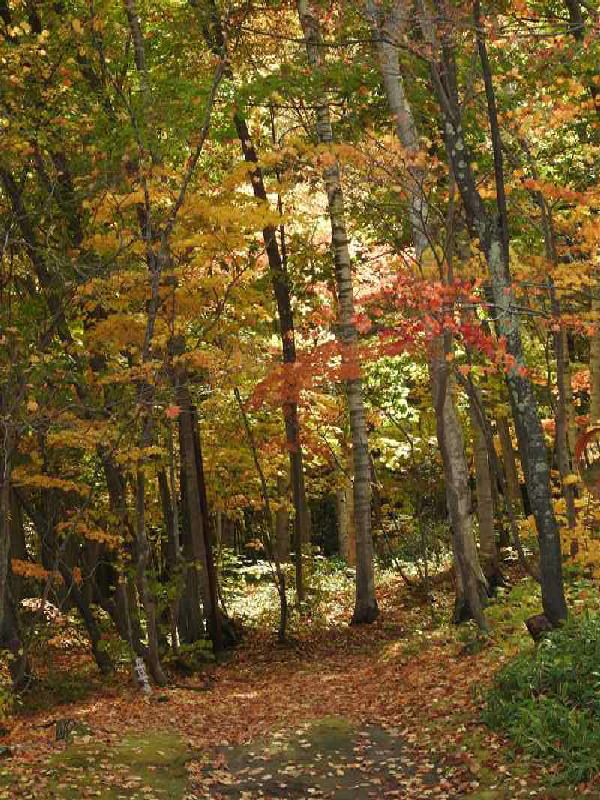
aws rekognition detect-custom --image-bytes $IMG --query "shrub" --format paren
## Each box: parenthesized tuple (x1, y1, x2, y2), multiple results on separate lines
(483, 614, 600, 783)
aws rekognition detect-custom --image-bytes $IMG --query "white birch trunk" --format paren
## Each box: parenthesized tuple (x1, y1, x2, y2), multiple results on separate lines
(297, 0, 377, 623)
(365, 0, 488, 626)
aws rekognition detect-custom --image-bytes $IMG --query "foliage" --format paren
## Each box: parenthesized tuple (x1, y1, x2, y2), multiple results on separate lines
(484, 615, 600, 783)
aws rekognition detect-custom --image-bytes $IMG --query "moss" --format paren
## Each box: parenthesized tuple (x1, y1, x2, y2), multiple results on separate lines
(30, 730, 191, 800)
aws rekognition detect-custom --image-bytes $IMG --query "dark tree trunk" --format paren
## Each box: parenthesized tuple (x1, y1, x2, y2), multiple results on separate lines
(233, 113, 311, 602)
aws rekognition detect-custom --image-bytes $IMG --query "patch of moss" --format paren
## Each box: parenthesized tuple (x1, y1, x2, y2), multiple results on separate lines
(34, 730, 191, 800)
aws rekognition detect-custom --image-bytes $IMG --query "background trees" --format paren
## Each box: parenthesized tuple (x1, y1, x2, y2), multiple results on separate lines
(0, 0, 599, 688)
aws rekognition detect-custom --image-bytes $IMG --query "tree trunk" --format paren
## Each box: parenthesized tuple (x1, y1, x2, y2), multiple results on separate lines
(346, 482, 357, 568)
(2, 490, 30, 690)
(158, 469, 179, 577)
(0, 439, 12, 635)
(471, 403, 502, 587)
(190, 402, 222, 650)
(275, 476, 290, 564)
(418, 0, 567, 623)
(550, 291, 577, 529)
(134, 457, 167, 685)
(233, 113, 310, 603)
(297, 0, 377, 624)
(496, 416, 522, 514)
(365, 0, 487, 626)
(177, 386, 211, 645)
(336, 488, 349, 562)
(431, 355, 489, 629)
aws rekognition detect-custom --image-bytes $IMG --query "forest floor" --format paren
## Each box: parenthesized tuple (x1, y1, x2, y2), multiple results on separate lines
(1, 567, 599, 799)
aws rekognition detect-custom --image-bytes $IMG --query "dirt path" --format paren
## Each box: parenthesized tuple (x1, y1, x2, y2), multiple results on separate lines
(1, 576, 592, 799)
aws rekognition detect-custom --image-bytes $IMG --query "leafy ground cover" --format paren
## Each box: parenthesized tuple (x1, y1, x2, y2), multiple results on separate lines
(1, 567, 599, 799)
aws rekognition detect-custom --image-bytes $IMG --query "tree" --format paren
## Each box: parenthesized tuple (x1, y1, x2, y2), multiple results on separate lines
(297, 0, 378, 623)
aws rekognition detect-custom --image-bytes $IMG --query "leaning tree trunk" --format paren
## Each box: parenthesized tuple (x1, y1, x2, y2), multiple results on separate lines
(297, 0, 377, 623)
(417, 0, 567, 623)
(431, 353, 489, 629)
(365, 0, 488, 626)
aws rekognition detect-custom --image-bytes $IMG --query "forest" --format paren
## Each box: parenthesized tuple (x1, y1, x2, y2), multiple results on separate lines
(0, 0, 599, 797)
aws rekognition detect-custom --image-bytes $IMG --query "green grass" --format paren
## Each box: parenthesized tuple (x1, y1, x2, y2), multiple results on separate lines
(483, 614, 600, 784)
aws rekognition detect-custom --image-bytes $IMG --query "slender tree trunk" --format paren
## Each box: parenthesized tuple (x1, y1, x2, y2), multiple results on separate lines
(275, 476, 290, 564)
(2, 490, 30, 690)
(471, 403, 502, 587)
(336, 488, 349, 562)
(177, 386, 211, 645)
(297, 0, 377, 623)
(100, 450, 146, 655)
(190, 402, 222, 650)
(233, 114, 310, 603)
(550, 291, 577, 528)
(158, 469, 179, 576)
(497, 416, 522, 513)
(2, 589, 30, 691)
(0, 435, 12, 635)
(430, 353, 488, 628)
(563, 332, 577, 456)
(134, 441, 167, 685)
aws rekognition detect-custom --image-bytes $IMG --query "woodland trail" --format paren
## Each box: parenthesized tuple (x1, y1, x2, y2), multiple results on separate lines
(1, 575, 590, 799)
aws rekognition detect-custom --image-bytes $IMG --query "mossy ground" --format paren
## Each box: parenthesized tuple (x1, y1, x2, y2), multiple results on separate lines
(0, 730, 190, 800)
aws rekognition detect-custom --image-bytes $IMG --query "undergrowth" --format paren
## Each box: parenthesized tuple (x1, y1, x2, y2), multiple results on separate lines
(484, 614, 600, 784)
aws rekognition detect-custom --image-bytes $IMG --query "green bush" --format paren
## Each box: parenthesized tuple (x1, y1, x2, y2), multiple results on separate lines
(483, 614, 600, 783)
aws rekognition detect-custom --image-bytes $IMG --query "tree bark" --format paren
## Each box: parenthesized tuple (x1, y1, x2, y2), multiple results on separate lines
(336, 488, 349, 562)
(190, 402, 222, 650)
(177, 385, 211, 645)
(275, 476, 290, 564)
(134, 445, 167, 685)
(496, 416, 522, 514)
(0, 434, 12, 635)
(297, 0, 378, 624)
(430, 353, 489, 629)
(471, 403, 502, 587)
